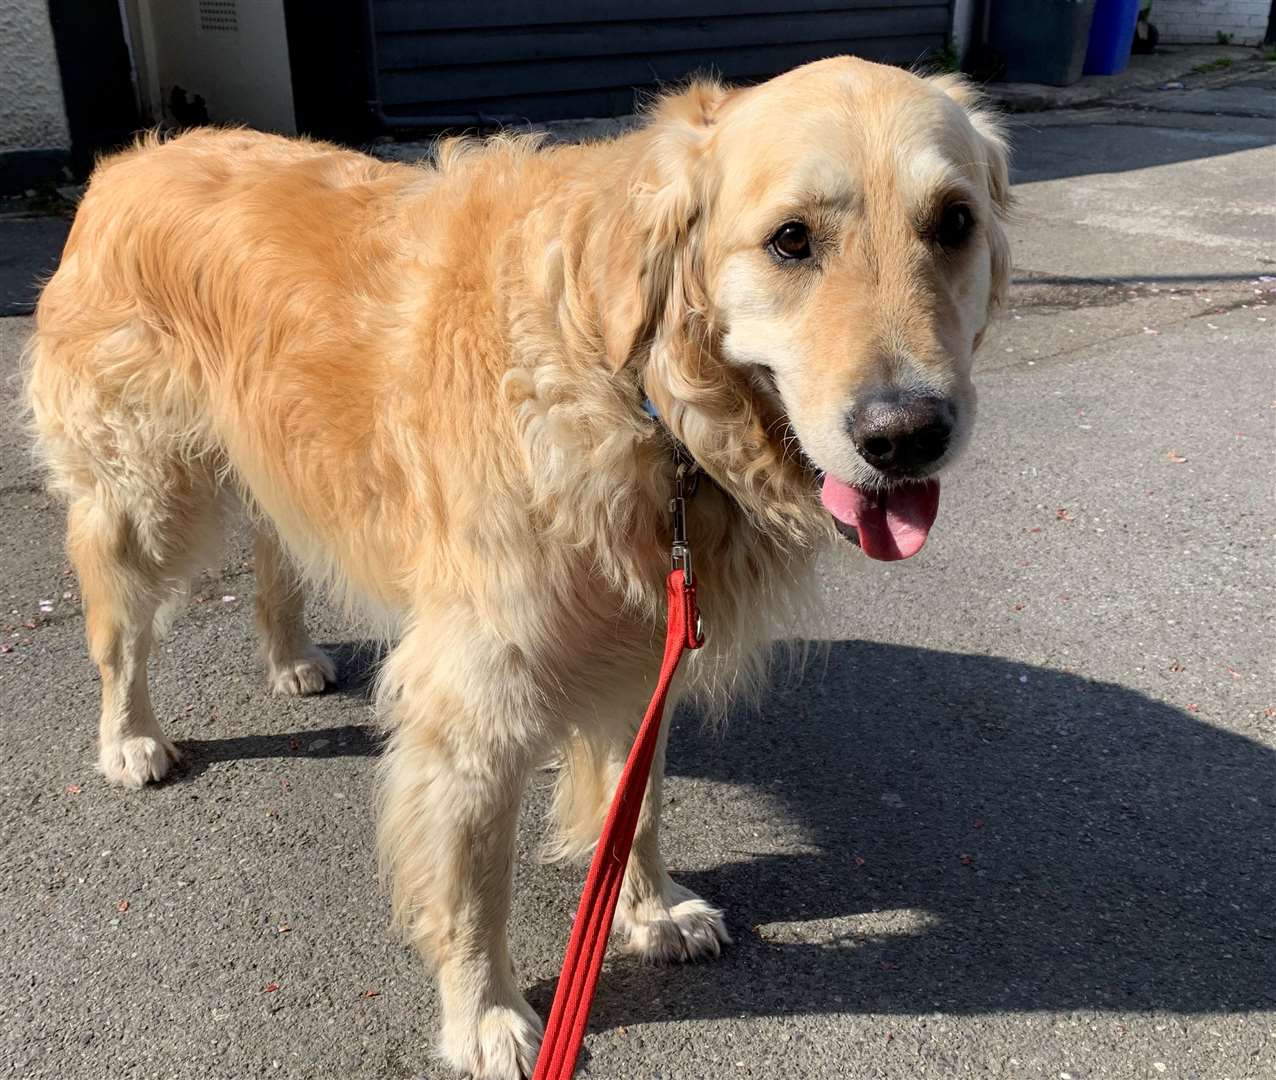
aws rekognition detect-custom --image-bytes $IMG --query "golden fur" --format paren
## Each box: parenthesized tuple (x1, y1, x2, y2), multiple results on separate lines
(24, 58, 1008, 1078)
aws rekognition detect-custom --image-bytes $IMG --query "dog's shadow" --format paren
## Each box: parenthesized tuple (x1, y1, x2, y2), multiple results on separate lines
(179, 637, 1275, 1020)
(529, 641, 1275, 1022)
(174, 641, 383, 780)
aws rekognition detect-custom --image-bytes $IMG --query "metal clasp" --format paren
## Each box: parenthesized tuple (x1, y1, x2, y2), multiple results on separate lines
(669, 460, 705, 646)
(669, 461, 700, 585)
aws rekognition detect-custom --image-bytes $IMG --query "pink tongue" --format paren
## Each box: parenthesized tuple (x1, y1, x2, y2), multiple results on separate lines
(821, 476, 941, 561)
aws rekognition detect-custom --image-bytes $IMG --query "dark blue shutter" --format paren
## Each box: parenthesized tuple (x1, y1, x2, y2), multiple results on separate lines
(367, 1, 955, 128)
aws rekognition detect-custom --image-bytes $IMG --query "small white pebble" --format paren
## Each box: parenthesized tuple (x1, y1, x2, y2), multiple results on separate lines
(221, 595, 236, 603)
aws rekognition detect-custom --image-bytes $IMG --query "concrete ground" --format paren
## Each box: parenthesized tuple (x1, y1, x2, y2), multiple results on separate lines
(0, 68, 1273, 1080)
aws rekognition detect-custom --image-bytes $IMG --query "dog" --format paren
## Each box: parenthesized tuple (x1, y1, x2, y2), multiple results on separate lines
(24, 57, 1009, 1078)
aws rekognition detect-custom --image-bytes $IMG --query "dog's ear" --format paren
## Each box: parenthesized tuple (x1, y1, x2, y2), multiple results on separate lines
(931, 75, 1012, 211)
(931, 74, 1013, 313)
(594, 80, 733, 372)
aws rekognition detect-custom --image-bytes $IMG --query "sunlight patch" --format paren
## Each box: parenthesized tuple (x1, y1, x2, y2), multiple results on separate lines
(752, 907, 942, 949)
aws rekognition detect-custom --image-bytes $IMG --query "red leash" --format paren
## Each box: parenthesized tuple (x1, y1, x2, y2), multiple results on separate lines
(533, 471, 705, 1079)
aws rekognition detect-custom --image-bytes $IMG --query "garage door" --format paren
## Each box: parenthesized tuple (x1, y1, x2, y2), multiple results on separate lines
(368, 1, 955, 128)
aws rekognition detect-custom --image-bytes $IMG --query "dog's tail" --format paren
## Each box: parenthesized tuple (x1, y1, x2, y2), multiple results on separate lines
(540, 736, 610, 864)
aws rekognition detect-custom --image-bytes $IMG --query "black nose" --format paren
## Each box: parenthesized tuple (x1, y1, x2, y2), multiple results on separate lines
(849, 395, 953, 474)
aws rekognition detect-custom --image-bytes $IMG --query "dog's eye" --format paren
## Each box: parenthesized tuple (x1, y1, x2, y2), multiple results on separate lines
(936, 203, 975, 249)
(769, 222, 811, 261)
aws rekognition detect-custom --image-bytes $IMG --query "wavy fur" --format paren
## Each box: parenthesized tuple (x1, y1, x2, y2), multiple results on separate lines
(24, 58, 1008, 1079)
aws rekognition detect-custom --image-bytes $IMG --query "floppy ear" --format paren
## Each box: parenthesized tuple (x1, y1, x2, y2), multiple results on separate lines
(931, 74, 1013, 313)
(931, 74, 1012, 210)
(593, 80, 732, 371)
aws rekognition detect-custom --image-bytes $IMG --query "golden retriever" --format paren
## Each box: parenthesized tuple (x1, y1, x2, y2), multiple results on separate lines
(24, 57, 1008, 1078)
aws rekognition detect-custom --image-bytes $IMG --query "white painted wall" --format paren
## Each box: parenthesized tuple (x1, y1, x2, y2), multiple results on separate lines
(1153, 0, 1271, 46)
(0, 0, 70, 151)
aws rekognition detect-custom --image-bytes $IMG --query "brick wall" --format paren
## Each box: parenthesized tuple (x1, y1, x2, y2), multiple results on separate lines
(1153, 0, 1272, 46)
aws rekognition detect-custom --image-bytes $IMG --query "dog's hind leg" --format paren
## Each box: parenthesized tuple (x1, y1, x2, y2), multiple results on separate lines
(376, 619, 545, 1080)
(63, 470, 219, 787)
(253, 526, 335, 695)
(28, 314, 227, 786)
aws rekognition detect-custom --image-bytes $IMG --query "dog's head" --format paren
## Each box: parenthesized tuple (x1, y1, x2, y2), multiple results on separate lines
(599, 57, 1010, 560)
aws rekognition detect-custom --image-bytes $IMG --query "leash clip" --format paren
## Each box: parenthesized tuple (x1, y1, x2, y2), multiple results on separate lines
(669, 462, 698, 585)
(669, 462, 705, 647)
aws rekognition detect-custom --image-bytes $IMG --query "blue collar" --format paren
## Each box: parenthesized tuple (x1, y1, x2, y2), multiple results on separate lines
(643, 397, 701, 481)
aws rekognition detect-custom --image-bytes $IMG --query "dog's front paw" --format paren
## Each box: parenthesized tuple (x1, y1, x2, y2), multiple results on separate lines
(267, 645, 336, 696)
(441, 997, 543, 1079)
(617, 880, 731, 963)
(99, 733, 182, 788)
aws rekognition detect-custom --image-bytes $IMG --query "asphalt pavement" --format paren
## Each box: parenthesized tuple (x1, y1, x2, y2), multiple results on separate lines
(0, 69, 1273, 1080)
